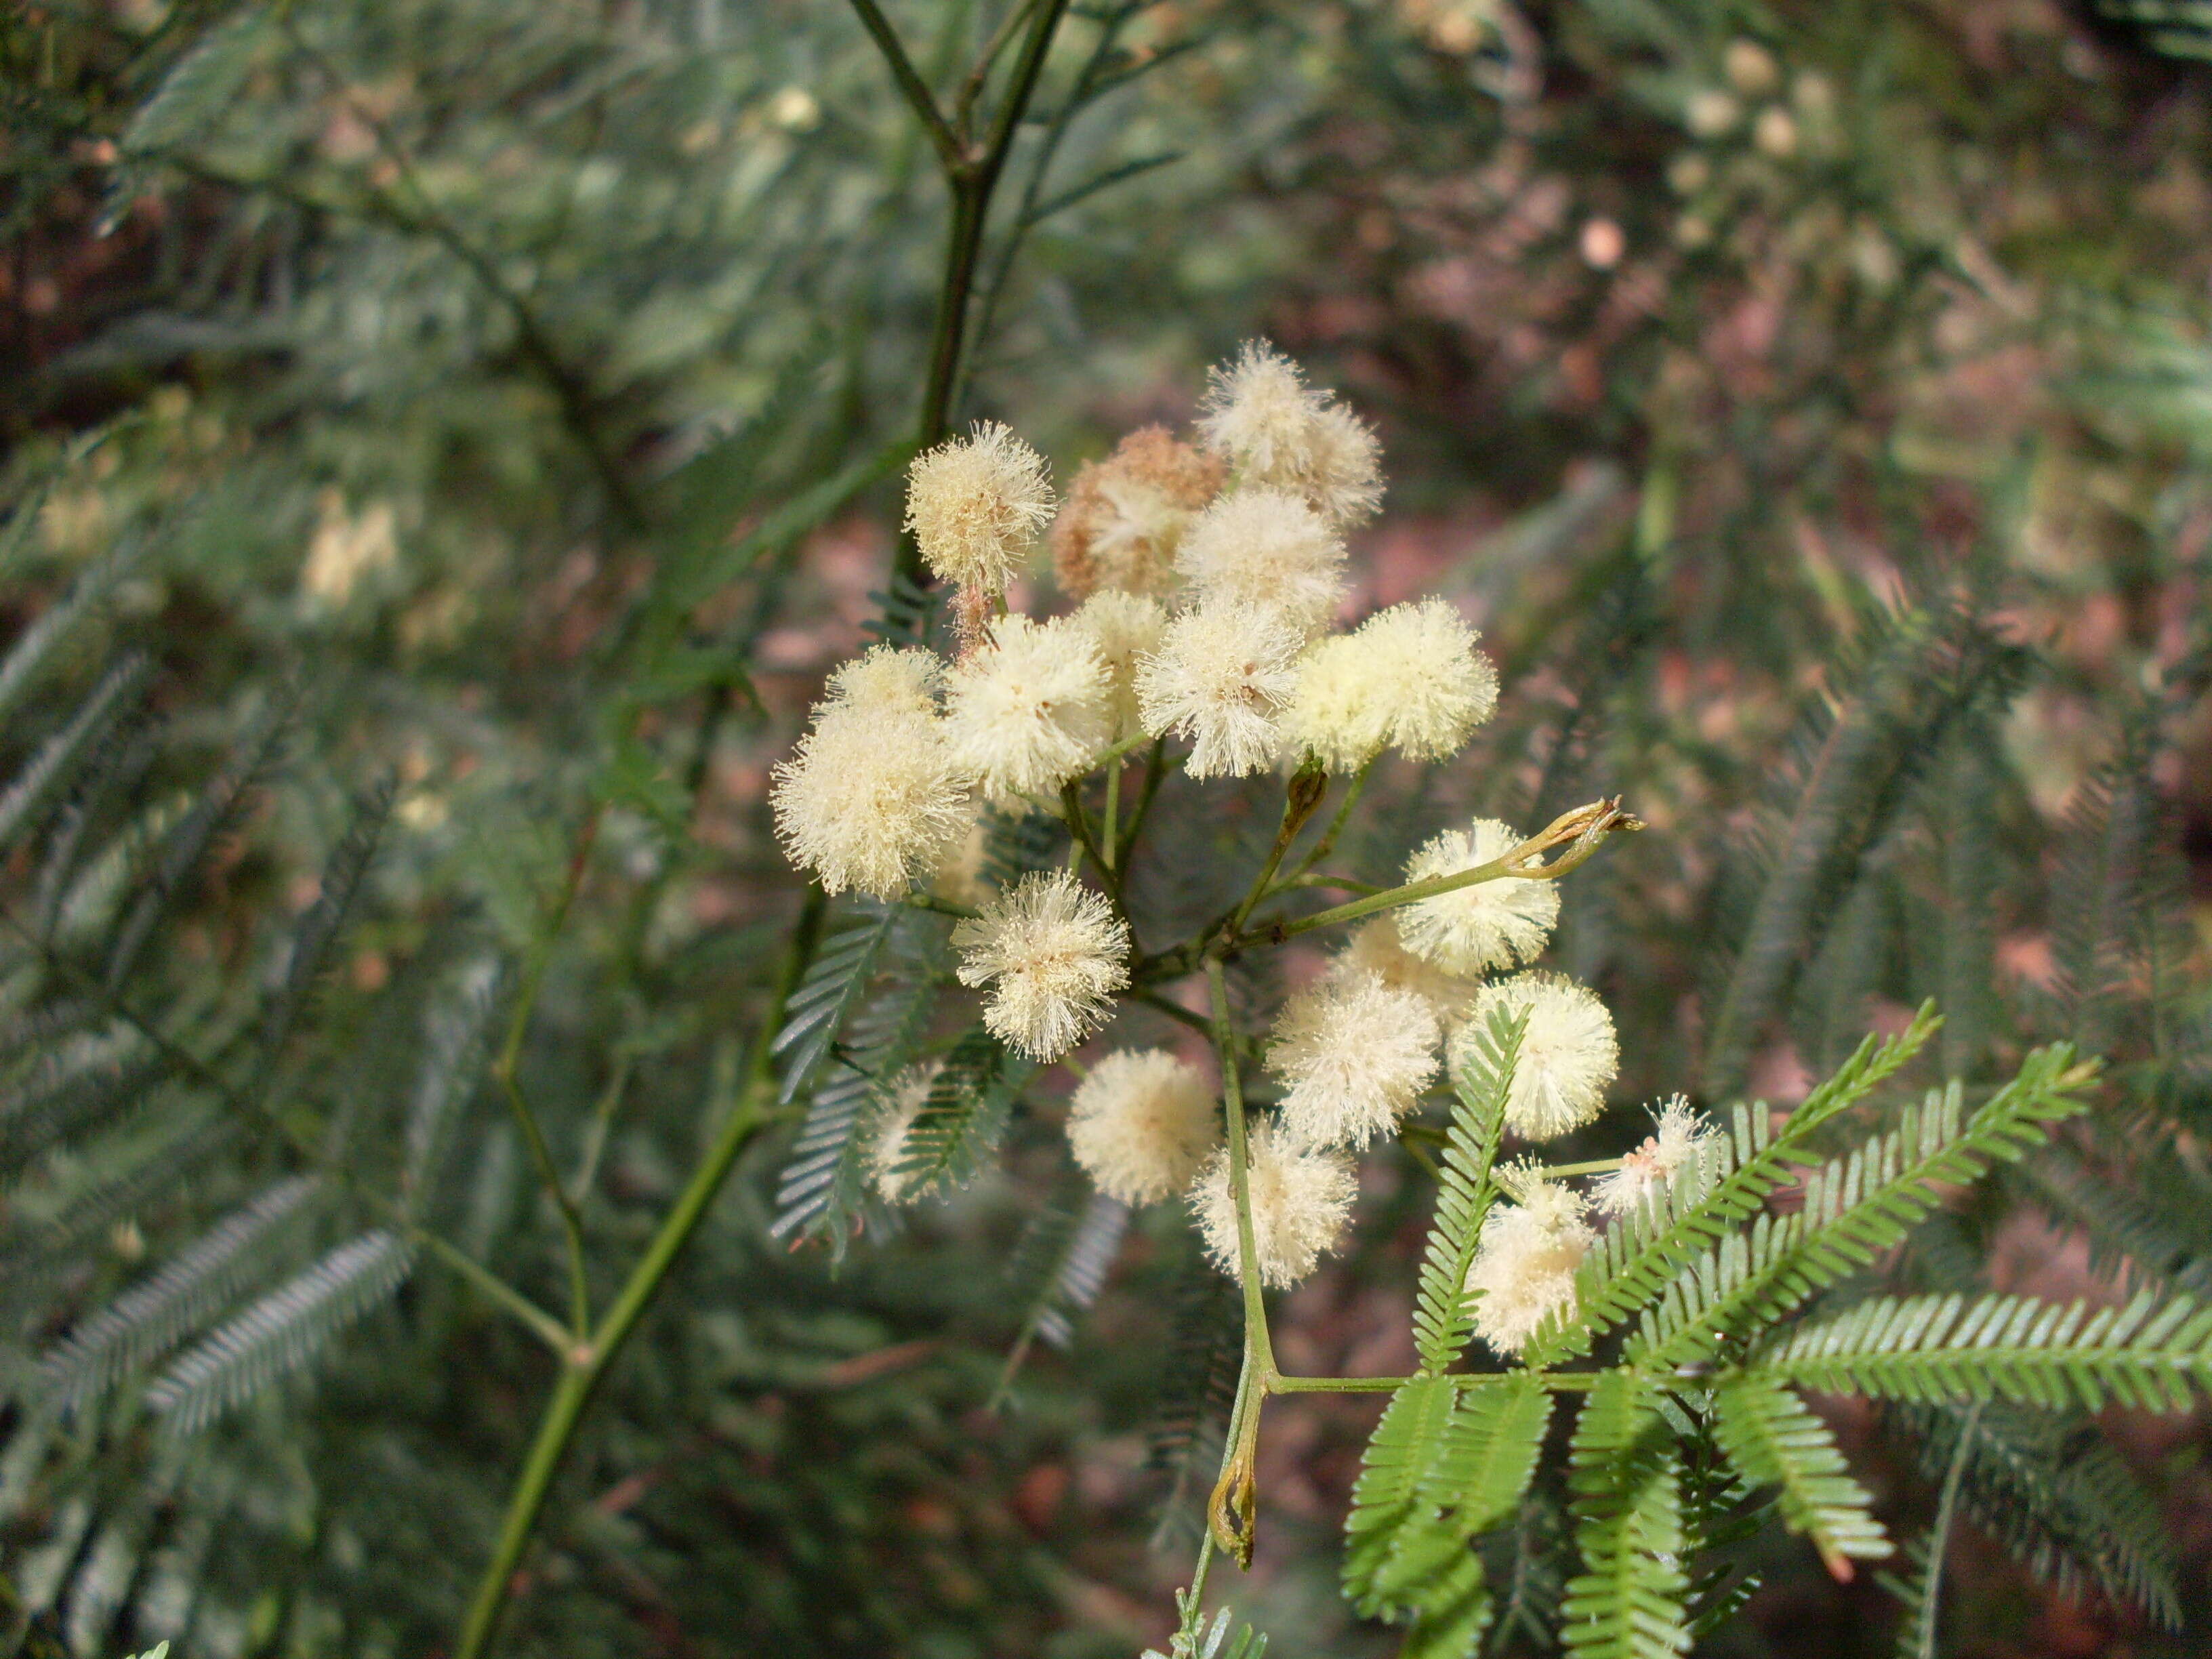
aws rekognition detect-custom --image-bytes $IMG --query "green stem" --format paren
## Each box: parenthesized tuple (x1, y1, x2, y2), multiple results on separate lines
(1101, 760, 1121, 874)
(1533, 1158, 1624, 1179)
(1114, 736, 1168, 869)
(1281, 758, 1370, 886)
(414, 1230, 572, 1358)
(495, 812, 602, 1338)
(453, 892, 825, 1659)
(843, 0, 964, 169)
(1229, 763, 1328, 938)
(897, 0, 1073, 588)
(1265, 798, 1639, 944)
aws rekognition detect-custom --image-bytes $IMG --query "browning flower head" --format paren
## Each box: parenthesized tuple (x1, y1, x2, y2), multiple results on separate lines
(1464, 1173, 1593, 1355)
(1398, 818, 1561, 975)
(1134, 598, 1302, 779)
(943, 612, 1115, 805)
(1267, 969, 1441, 1151)
(904, 420, 1055, 594)
(1592, 1095, 1718, 1216)
(823, 643, 943, 719)
(953, 869, 1130, 1061)
(1456, 971, 1620, 1141)
(867, 1061, 943, 1204)
(1175, 487, 1347, 638)
(1066, 1048, 1220, 1206)
(1189, 1120, 1358, 1289)
(1069, 590, 1168, 743)
(1197, 342, 1384, 527)
(1052, 426, 1224, 597)
(1330, 915, 1479, 1027)
(770, 701, 966, 899)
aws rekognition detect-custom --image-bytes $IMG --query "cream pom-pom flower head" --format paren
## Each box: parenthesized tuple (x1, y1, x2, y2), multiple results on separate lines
(1065, 1049, 1220, 1206)
(1069, 590, 1167, 743)
(942, 612, 1115, 805)
(1456, 971, 1620, 1141)
(1134, 598, 1301, 779)
(1329, 915, 1479, 1027)
(1197, 341, 1385, 528)
(1398, 817, 1561, 974)
(821, 642, 943, 718)
(1189, 1120, 1358, 1289)
(1175, 487, 1348, 638)
(1267, 970, 1439, 1151)
(952, 870, 1130, 1061)
(1284, 598, 1500, 771)
(770, 691, 966, 901)
(1053, 425, 1223, 597)
(1465, 1171, 1594, 1355)
(1593, 1096, 1719, 1216)
(903, 419, 1055, 596)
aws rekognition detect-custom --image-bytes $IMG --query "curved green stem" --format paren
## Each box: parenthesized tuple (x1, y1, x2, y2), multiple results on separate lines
(1265, 798, 1640, 944)
(453, 892, 823, 1659)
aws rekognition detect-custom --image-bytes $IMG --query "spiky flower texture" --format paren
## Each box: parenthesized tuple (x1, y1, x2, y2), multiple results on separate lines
(1267, 970, 1439, 1151)
(943, 613, 1115, 804)
(1190, 1121, 1358, 1289)
(953, 871, 1130, 1061)
(1134, 600, 1301, 778)
(1458, 972, 1619, 1140)
(1053, 426, 1223, 597)
(770, 690, 965, 901)
(1066, 1049, 1219, 1206)
(1176, 487, 1347, 638)
(1592, 1096, 1719, 1216)
(1465, 1176, 1594, 1355)
(1198, 342, 1385, 527)
(904, 420, 1055, 595)
(1399, 818, 1560, 975)
(1284, 599, 1499, 771)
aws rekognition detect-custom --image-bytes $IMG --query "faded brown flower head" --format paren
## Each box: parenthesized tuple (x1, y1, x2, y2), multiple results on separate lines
(1052, 426, 1225, 598)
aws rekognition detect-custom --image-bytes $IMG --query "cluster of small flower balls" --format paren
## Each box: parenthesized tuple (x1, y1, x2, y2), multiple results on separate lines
(771, 343, 1713, 1355)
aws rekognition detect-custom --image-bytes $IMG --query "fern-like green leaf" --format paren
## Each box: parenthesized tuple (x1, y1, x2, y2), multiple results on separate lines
(1561, 1373, 1689, 1659)
(1413, 1006, 1524, 1374)
(258, 779, 394, 1062)
(1528, 1010, 1940, 1367)
(119, 6, 274, 157)
(890, 1026, 1026, 1196)
(1634, 1046, 2094, 1367)
(35, 1174, 319, 1410)
(1709, 1372, 1890, 1577)
(1886, 1399, 2182, 1626)
(1760, 1289, 2212, 1412)
(144, 1229, 414, 1433)
(769, 900, 900, 1104)
(1358, 1375, 1553, 1652)
(1344, 1374, 1458, 1618)
(0, 655, 150, 857)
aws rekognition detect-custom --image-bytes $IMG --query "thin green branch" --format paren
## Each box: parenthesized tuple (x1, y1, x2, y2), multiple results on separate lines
(1229, 762, 1328, 937)
(414, 1229, 573, 1358)
(1114, 735, 1169, 869)
(843, 0, 965, 171)
(1264, 798, 1641, 944)
(493, 813, 602, 1338)
(453, 891, 825, 1659)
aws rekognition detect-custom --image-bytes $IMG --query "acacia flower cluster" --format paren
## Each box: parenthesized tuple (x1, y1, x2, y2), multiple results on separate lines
(773, 342, 1653, 1334)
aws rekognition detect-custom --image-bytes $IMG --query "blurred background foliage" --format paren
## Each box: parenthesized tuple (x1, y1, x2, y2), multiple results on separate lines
(0, 0, 2209, 1656)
